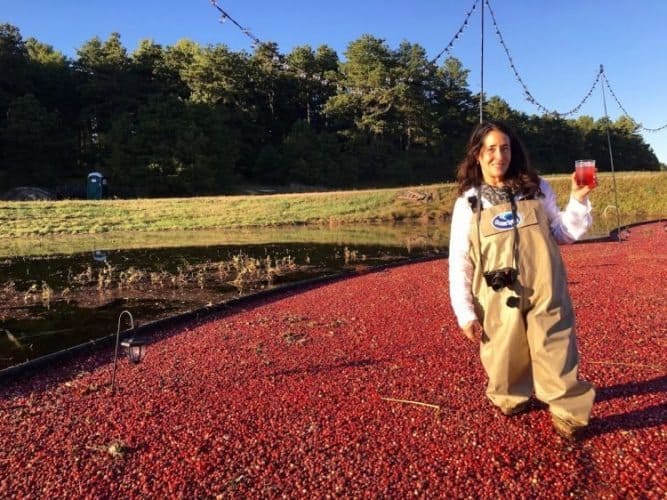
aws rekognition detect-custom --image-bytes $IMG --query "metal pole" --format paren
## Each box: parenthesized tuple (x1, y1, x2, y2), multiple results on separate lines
(599, 65, 622, 241)
(480, 0, 485, 123)
(110, 310, 134, 394)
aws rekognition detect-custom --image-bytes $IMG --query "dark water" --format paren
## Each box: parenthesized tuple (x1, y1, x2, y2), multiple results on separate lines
(0, 238, 446, 370)
(0, 213, 630, 371)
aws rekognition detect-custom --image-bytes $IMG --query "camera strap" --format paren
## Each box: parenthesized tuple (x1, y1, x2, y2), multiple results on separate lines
(475, 187, 483, 269)
(508, 189, 520, 275)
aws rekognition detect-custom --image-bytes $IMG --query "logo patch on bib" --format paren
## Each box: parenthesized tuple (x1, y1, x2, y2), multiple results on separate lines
(491, 211, 521, 230)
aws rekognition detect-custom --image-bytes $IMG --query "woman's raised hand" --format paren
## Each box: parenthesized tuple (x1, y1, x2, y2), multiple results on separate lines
(570, 171, 596, 203)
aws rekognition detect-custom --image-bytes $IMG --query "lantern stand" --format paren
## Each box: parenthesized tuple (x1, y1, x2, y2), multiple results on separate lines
(110, 310, 146, 395)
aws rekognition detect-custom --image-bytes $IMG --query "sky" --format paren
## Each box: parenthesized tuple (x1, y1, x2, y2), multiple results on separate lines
(3, 0, 667, 164)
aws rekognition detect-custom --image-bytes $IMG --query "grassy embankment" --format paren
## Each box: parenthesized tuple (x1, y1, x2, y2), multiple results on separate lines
(0, 172, 664, 256)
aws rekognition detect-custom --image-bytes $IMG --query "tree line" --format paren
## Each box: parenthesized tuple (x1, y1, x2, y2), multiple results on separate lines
(0, 23, 660, 198)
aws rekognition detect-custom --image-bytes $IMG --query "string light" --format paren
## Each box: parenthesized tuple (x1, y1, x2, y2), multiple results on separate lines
(430, 0, 480, 65)
(209, 0, 481, 92)
(209, 0, 338, 88)
(601, 71, 667, 132)
(485, 0, 601, 118)
(209, 0, 261, 47)
(207, 0, 667, 131)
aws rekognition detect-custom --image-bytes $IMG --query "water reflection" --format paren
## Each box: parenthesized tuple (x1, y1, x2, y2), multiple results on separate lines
(0, 215, 628, 371)
(92, 250, 108, 263)
(0, 221, 450, 259)
(0, 222, 449, 370)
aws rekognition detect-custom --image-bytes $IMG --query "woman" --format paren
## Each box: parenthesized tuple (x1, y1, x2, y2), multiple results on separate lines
(448, 121, 596, 439)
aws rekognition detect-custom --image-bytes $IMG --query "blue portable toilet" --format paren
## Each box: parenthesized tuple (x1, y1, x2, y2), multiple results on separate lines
(87, 172, 106, 200)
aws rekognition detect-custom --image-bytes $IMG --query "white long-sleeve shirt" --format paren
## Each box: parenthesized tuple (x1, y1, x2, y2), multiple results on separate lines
(448, 178, 592, 328)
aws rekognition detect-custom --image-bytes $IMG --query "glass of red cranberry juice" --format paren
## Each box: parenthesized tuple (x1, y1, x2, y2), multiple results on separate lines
(575, 159, 596, 187)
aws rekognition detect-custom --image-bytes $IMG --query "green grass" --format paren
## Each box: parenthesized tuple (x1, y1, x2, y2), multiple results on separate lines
(543, 171, 666, 217)
(1, 171, 664, 240)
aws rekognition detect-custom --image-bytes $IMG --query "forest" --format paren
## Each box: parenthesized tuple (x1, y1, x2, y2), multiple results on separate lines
(0, 23, 661, 198)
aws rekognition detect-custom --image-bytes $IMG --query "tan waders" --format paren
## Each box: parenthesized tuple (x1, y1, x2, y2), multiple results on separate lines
(469, 198, 595, 427)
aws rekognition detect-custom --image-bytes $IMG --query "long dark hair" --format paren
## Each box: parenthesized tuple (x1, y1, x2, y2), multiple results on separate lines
(455, 121, 541, 197)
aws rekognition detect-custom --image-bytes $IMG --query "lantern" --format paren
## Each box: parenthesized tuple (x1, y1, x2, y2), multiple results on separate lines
(121, 338, 147, 364)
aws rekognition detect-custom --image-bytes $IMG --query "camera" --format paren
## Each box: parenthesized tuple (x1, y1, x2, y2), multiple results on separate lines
(483, 268, 518, 291)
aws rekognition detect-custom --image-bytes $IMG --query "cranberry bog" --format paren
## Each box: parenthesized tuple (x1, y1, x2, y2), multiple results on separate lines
(1, 222, 665, 497)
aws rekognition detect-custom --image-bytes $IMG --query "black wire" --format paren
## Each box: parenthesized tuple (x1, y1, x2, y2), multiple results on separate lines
(601, 71, 667, 132)
(210, 0, 262, 46)
(430, 0, 480, 65)
(207, 0, 667, 129)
